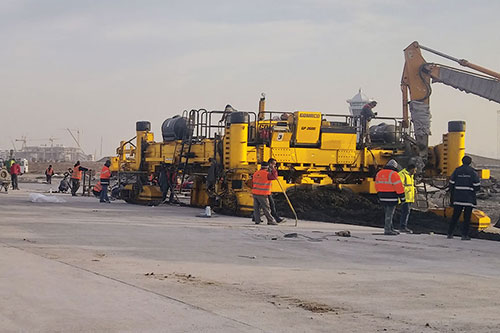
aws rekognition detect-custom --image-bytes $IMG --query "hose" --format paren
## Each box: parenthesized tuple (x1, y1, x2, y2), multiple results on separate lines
(276, 178, 298, 227)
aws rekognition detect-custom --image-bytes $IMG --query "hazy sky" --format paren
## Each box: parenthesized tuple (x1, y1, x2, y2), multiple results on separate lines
(1, 0, 500, 158)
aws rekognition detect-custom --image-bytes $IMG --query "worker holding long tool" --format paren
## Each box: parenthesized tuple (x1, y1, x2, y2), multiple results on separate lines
(375, 159, 405, 235)
(267, 158, 285, 223)
(70, 161, 88, 196)
(252, 161, 278, 225)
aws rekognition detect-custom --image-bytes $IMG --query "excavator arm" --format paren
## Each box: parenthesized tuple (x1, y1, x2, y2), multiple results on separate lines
(401, 41, 500, 150)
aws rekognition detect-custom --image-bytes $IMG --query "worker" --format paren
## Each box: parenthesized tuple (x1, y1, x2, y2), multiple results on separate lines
(160, 165, 177, 204)
(447, 156, 480, 240)
(360, 100, 377, 144)
(206, 158, 218, 192)
(92, 181, 102, 197)
(252, 161, 278, 225)
(70, 161, 88, 196)
(10, 160, 21, 190)
(45, 165, 54, 184)
(375, 159, 406, 235)
(220, 104, 236, 123)
(398, 164, 416, 233)
(99, 160, 112, 203)
(267, 158, 284, 223)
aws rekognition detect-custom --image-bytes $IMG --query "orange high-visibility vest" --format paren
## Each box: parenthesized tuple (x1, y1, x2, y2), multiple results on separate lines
(93, 182, 102, 192)
(375, 169, 405, 203)
(252, 169, 272, 195)
(100, 166, 111, 180)
(72, 166, 82, 180)
(46, 167, 54, 176)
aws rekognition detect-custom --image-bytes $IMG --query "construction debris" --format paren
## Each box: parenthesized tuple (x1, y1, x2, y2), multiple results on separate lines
(29, 193, 66, 203)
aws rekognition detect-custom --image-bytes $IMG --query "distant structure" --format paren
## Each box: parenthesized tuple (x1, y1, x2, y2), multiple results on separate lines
(1, 146, 93, 162)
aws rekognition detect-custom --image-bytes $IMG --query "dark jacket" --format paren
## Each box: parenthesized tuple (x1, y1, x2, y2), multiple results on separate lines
(361, 104, 375, 120)
(449, 165, 480, 207)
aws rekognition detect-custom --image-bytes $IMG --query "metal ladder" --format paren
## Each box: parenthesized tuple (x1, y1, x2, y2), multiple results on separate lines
(176, 110, 197, 192)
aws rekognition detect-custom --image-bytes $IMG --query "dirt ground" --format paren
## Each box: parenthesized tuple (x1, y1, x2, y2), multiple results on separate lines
(274, 185, 500, 241)
(27, 161, 103, 175)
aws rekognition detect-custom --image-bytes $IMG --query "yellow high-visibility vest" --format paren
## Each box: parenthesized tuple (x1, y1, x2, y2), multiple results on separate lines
(398, 169, 415, 203)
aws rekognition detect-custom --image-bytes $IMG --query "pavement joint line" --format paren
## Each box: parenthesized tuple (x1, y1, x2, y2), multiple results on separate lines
(0, 240, 267, 333)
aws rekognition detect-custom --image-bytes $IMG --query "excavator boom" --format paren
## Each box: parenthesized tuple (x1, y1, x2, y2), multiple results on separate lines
(401, 41, 500, 147)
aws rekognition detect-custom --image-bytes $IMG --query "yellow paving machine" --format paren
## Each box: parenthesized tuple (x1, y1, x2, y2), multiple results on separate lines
(111, 41, 499, 229)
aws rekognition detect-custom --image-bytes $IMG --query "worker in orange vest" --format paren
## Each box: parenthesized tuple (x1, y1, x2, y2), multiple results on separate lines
(70, 161, 88, 196)
(375, 159, 406, 235)
(92, 181, 102, 197)
(45, 165, 54, 184)
(252, 161, 278, 225)
(99, 160, 112, 203)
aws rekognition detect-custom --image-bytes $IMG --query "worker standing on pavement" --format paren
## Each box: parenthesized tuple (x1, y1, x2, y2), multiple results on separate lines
(267, 158, 284, 223)
(159, 163, 169, 203)
(252, 161, 278, 225)
(398, 164, 416, 233)
(10, 160, 21, 190)
(70, 161, 88, 196)
(45, 165, 54, 184)
(360, 101, 377, 144)
(99, 160, 112, 203)
(375, 159, 406, 235)
(447, 156, 480, 240)
(166, 165, 177, 203)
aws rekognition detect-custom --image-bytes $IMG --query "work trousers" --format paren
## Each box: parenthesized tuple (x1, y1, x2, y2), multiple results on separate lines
(382, 203, 396, 233)
(46, 175, 52, 184)
(11, 174, 18, 190)
(400, 202, 411, 229)
(253, 194, 275, 224)
(361, 119, 371, 144)
(99, 183, 109, 202)
(268, 195, 281, 222)
(448, 205, 473, 238)
(71, 179, 80, 196)
(162, 183, 175, 203)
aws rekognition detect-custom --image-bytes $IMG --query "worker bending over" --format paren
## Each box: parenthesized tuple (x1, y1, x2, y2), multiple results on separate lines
(447, 156, 480, 240)
(375, 159, 405, 235)
(398, 164, 416, 233)
(252, 161, 278, 225)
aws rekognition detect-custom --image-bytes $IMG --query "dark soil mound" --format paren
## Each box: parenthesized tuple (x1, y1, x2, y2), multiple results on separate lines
(273, 185, 453, 235)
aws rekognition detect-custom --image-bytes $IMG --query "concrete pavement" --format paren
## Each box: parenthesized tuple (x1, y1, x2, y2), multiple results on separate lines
(1, 183, 500, 332)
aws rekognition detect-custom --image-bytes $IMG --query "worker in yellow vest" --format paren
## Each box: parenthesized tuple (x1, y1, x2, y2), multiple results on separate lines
(252, 162, 278, 225)
(70, 161, 88, 196)
(398, 164, 416, 233)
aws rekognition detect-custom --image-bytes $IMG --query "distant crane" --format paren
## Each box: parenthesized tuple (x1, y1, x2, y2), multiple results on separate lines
(66, 128, 86, 154)
(15, 136, 27, 150)
(9, 138, 17, 152)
